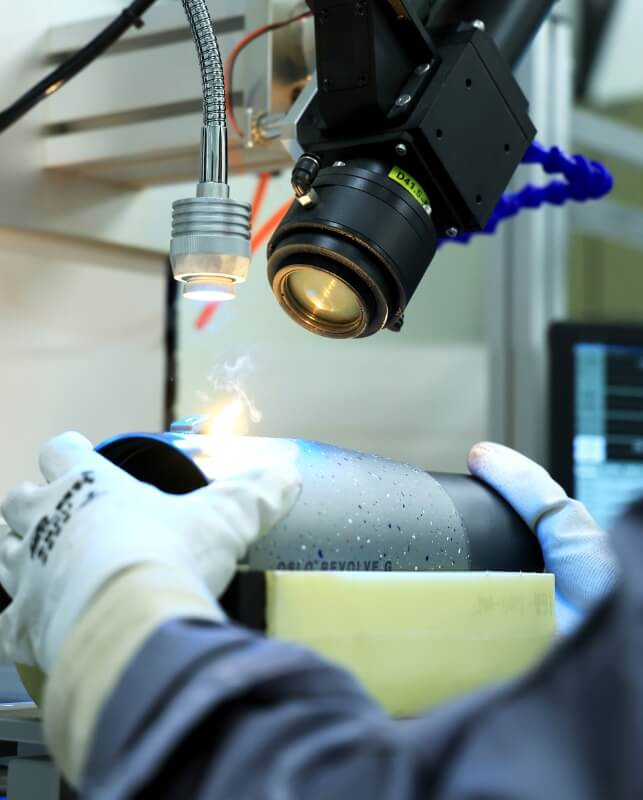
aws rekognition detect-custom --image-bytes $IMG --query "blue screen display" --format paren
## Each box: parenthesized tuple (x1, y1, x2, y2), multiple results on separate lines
(574, 343, 643, 528)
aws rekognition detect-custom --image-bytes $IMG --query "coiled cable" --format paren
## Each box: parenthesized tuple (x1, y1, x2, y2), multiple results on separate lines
(442, 142, 614, 246)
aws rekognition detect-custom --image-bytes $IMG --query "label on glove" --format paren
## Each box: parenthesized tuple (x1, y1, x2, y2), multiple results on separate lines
(30, 471, 104, 565)
(388, 166, 430, 206)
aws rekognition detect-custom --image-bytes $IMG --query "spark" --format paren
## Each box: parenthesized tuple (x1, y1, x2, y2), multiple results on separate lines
(207, 356, 263, 426)
(204, 395, 247, 440)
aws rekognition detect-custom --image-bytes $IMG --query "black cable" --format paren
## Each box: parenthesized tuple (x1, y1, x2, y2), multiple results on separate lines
(430, 0, 556, 68)
(163, 259, 179, 431)
(0, 0, 159, 134)
(576, 0, 619, 99)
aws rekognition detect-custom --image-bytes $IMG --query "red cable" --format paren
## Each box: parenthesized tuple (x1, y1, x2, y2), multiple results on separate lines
(195, 173, 274, 330)
(195, 187, 292, 332)
(251, 172, 272, 226)
(194, 300, 219, 330)
(251, 198, 293, 255)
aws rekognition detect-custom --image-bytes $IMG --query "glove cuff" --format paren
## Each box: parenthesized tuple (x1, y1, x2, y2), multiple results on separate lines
(43, 563, 223, 787)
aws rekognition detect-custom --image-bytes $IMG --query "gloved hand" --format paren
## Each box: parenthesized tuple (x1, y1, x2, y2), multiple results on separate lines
(0, 432, 302, 673)
(468, 442, 619, 633)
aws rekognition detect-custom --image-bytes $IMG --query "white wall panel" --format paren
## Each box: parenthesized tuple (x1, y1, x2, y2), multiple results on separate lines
(0, 228, 166, 495)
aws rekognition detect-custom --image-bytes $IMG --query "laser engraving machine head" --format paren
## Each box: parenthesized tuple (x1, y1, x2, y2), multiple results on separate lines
(166, 0, 557, 331)
(267, 0, 555, 338)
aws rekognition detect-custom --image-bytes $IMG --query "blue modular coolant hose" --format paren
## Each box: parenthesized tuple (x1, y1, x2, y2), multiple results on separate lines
(441, 141, 614, 246)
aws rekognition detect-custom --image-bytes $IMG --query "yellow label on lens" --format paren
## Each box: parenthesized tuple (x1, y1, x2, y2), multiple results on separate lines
(388, 167, 430, 206)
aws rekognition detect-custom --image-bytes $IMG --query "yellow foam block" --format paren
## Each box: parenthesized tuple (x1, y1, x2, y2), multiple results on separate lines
(266, 571, 555, 715)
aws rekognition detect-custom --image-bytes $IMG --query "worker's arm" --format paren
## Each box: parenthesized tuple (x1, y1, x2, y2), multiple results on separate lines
(65, 614, 430, 799)
(77, 500, 639, 800)
(77, 508, 635, 799)
(61, 597, 499, 799)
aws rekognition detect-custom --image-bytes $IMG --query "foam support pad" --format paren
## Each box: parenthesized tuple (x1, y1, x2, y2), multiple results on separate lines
(222, 570, 555, 715)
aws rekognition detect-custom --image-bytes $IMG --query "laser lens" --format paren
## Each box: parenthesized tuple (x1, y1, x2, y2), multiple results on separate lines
(268, 162, 438, 339)
(276, 266, 366, 337)
(286, 267, 363, 324)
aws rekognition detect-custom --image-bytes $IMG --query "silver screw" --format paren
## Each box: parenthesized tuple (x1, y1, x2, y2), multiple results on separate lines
(395, 143, 408, 157)
(396, 94, 412, 107)
(423, 204, 432, 217)
(472, 19, 485, 31)
(415, 63, 431, 75)
(333, 160, 347, 167)
(446, 227, 459, 238)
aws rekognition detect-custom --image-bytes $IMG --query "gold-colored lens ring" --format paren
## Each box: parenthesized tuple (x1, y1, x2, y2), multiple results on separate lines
(274, 265, 369, 339)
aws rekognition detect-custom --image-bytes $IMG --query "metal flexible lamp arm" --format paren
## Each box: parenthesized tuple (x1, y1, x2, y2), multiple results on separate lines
(169, 0, 252, 303)
(181, 0, 228, 184)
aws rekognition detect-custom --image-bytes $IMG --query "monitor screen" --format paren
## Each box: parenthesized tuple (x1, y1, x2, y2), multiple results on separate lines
(573, 341, 643, 528)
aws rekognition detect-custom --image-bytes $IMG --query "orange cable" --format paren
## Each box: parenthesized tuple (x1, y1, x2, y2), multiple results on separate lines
(251, 198, 293, 255)
(195, 188, 292, 331)
(225, 12, 312, 139)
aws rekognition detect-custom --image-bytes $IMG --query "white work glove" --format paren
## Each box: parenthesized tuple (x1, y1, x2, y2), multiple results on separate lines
(468, 442, 619, 633)
(0, 432, 302, 673)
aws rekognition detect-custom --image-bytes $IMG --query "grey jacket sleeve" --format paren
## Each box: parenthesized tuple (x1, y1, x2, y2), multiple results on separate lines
(82, 502, 643, 800)
(81, 618, 497, 800)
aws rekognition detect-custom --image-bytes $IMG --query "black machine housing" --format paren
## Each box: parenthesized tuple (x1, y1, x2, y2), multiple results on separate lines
(304, 0, 536, 232)
(268, 0, 541, 335)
